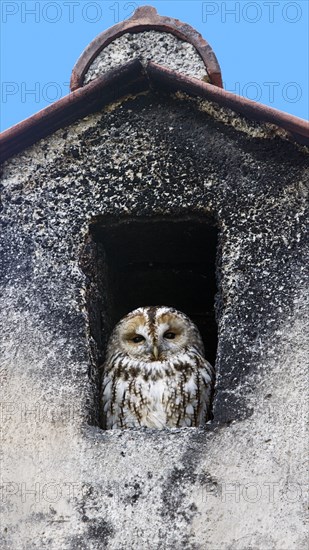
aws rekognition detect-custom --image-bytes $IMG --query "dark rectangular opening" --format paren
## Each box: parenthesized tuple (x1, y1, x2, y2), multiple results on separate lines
(81, 216, 218, 426)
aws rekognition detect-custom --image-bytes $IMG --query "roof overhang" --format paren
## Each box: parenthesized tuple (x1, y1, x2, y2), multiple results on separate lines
(1, 59, 308, 164)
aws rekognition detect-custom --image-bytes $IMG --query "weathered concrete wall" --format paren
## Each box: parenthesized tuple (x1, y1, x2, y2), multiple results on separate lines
(1, 92, 308, 549)
(84, 30, 208, 85)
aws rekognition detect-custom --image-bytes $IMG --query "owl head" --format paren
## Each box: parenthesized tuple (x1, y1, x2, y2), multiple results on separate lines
(106, 306, 205, 362)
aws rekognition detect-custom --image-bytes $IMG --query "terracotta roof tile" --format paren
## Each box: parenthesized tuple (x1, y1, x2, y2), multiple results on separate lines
(70, 5, 222, 91)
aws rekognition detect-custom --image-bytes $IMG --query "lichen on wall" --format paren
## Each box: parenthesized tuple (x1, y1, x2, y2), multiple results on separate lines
(0, 91, 308, 549)
(84, 31, 208, 85)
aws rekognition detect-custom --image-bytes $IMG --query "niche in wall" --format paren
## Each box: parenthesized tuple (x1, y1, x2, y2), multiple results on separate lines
(82, 216, 219, 426)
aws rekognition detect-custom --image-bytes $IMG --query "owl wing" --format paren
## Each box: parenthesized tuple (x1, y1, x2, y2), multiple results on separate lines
(196, 356, 215, 426)
(165, 354, 214, 428)
(101, 365, 129, 429)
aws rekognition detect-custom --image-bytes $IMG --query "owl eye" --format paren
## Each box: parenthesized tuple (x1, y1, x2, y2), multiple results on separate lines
(131, 335, 145, 344)
(164, 331, 176, 340)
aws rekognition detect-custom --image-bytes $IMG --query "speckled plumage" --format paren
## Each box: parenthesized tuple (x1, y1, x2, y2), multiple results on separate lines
(101, 306, 215, 429)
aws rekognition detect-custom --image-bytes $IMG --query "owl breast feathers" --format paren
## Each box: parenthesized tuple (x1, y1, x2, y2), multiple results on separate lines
(101, 306, 215, 429)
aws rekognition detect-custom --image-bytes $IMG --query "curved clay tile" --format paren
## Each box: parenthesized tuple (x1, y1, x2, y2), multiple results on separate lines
(70, 5, 222, 91)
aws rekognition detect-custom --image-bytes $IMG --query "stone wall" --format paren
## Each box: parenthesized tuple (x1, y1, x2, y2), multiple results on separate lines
(84, 30, 208, 85)
(1, 91, 308, 549)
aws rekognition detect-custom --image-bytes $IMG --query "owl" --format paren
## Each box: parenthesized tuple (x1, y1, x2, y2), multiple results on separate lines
(101, 306, 215, 429)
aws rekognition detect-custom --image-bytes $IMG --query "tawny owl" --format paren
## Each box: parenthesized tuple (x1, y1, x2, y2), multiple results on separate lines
(101, 306, 215, 429)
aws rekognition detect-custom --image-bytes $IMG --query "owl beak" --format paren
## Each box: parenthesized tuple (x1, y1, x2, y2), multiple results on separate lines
(152, 345, 159, 360)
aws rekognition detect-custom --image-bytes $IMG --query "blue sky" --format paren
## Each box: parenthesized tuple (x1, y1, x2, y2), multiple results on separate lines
(1, 1, 308, 131)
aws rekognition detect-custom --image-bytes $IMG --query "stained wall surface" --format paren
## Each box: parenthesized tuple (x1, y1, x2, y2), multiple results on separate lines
(1, 92, 308, 549)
